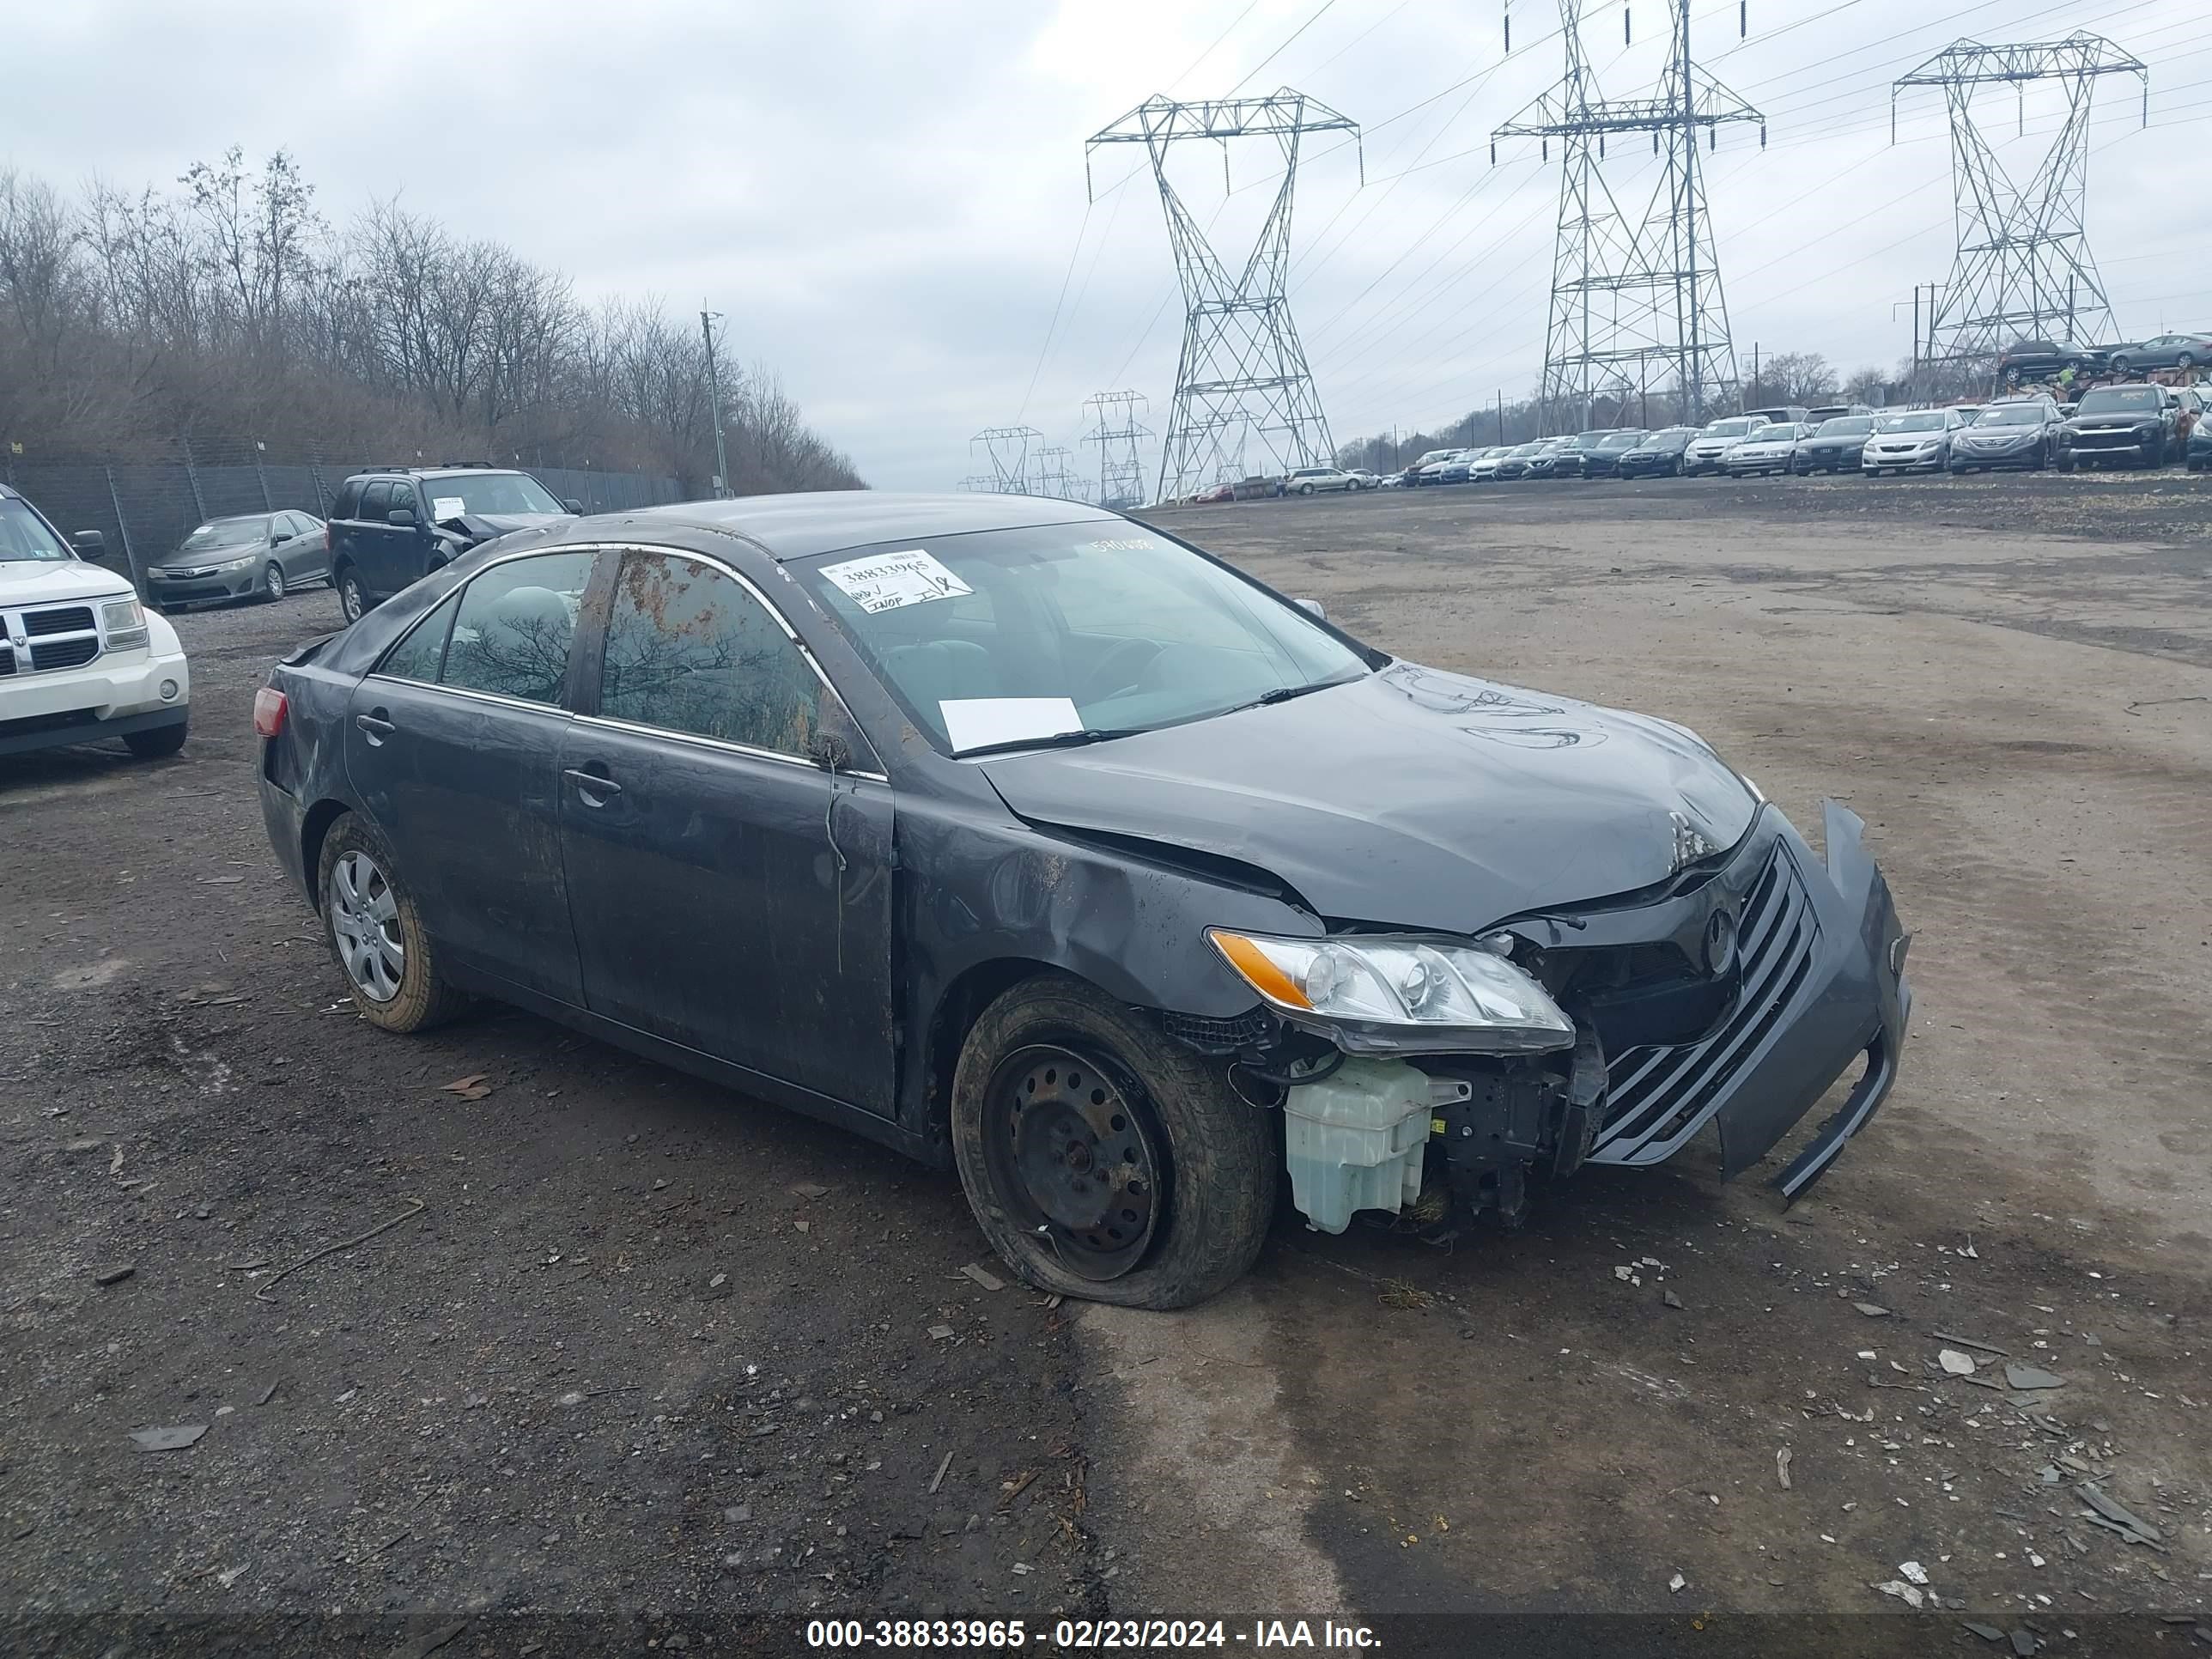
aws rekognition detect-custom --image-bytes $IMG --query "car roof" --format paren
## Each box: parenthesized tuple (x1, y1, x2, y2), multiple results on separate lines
(629, 490, 1120, 562)
(349, 465, 535, 480)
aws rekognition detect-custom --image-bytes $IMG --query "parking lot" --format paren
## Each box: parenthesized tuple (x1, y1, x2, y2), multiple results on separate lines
(4, 472, 2209, 1653)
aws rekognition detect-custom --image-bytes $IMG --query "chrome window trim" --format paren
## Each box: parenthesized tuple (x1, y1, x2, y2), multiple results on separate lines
(571, 710, 889, 783)
(362, 674, 574, 719)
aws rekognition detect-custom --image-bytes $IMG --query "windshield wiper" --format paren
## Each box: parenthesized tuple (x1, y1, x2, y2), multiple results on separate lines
(956, 726, 1146, 760)
(1219, 678, 1351, 719)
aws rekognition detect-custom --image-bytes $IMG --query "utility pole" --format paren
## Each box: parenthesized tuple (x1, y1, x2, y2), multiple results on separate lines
(1496, 390, 1504, 445)
(1081, 392, 1153, 506)
(971, 426, 1045, 494)
(1749, 342, 1759, 405)
(1893, 35, 2146, 378)
(1495, 0, 1763, 428)
(1087, 91, 1361, 503)
(701, 307, 732, 498)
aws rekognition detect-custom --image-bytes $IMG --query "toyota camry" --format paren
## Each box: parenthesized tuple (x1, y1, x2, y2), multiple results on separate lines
(255, 494, 1912, 1309)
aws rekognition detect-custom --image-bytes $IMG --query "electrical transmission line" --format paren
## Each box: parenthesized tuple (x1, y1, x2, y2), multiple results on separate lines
(1086, 91, 1361, 502)
(1494, 0, 1763, 429)
(1893, 32, 2148, 372)
(1081, 391, 1154, 508)
(970, 425, 1043, 494)
(1033, 446, 1080, 501)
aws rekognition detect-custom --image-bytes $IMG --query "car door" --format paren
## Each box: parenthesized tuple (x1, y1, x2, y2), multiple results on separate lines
(350, 480, 402, 599)
(272, 513, 312, 583)
(556, 546, 897, 1116)
(343, 547, 601, 1004)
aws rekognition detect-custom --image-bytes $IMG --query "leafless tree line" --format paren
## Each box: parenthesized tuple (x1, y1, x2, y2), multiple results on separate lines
(0, 149, 861, 492)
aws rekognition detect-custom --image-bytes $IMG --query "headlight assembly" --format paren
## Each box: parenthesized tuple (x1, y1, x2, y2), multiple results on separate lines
(1207, 928, 1575, 1055)
(100, 596, 149, 652)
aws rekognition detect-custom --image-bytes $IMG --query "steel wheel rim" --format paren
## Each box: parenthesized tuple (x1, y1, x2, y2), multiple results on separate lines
(330, 849, 404, 1002)
(984, 1043, 1163, 1282)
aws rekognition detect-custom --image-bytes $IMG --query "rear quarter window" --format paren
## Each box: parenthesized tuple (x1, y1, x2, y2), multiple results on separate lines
(332, 481, 365, 520)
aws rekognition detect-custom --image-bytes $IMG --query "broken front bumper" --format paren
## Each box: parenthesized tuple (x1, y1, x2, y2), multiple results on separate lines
(1574, 799, 1911, 1199)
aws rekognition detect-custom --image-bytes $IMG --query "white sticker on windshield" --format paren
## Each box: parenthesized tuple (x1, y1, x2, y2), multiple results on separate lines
(820, 549, 972, 614)
(431, 496, 466, 520)
(941, 697, 1083, 753)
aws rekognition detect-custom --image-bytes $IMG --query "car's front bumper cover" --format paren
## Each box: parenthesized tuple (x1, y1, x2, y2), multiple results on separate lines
(1507, 801, 1909, 1199)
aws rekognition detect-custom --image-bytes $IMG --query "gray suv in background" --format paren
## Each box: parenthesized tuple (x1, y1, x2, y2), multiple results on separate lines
(325, 465, 579, 622)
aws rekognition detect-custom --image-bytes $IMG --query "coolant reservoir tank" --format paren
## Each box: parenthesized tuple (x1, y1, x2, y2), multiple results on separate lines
(1281, 1058, 1431, 1235)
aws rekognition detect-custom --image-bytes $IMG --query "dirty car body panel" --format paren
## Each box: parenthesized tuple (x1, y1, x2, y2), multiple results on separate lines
(257, 491, 1911, 1273)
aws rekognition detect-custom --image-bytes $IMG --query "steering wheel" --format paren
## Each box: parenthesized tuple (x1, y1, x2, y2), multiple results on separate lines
(1079, 637, 1165, 703)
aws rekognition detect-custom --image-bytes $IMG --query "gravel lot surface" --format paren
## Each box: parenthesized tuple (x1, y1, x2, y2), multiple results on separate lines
(3, 471, 2206, 1656)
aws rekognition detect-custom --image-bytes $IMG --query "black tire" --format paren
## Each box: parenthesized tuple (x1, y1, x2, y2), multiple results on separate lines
(336, 565, 367, 623)
(950, 973, 1275, 1310)
(262, 561, 286, 603)
(122, 717, 187, 759)
(2057, 451, 2076, 474)
(1298, 483, 1315, 495)
(315, 813, 467, 1035)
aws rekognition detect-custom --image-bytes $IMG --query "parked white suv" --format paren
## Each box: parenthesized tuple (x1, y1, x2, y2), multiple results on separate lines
(1284, 465, 1357, 495)
(0, 484, 191, 760)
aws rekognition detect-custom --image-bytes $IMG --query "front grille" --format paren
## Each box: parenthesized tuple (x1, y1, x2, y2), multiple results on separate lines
(1597, 846, 1819, 1152)
(0, 646, 14, 677)
(30, 636, 100, 672)
(24, 605, 95, 637)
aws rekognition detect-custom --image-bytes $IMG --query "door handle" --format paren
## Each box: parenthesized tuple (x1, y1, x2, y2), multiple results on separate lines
(355, 711, 395, 745)
(564, 767, 623, 803)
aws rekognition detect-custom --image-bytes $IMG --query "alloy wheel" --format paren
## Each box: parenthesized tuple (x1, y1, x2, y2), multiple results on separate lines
(264, 562, 285, 601)
(339, 573, 363, 622)
(330, 849, 404, 1002)
(982, 1043, 1163, 1281)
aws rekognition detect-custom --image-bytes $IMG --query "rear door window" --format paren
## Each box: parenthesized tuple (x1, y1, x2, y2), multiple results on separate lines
(331, 481, 363, 521)
(440, 551, 598, 706)
(595, 550, 824, 757)
(358, 481, 394, 521)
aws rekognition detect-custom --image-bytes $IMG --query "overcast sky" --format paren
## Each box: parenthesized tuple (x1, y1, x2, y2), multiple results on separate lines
(12, 0, 2208, 489)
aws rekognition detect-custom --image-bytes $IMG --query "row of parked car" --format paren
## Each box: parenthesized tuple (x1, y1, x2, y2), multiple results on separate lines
(1362, 382, 2209, 489)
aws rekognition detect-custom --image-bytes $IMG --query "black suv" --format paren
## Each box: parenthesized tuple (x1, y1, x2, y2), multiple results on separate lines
(327, 465, 578, 622)
(2057, 385, 2187, 471)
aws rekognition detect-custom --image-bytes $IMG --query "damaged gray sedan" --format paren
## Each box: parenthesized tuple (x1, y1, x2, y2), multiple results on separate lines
(256, 492, 1911, 1309)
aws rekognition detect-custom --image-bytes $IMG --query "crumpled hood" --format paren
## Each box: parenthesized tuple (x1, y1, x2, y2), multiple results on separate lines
(979, 661, 1759, 933)
(0, 560, 137, 606)
(436, 511, 572, 544)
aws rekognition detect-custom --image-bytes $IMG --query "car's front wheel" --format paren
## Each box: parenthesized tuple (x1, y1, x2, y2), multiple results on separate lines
(123, 718, 187, 759)
(951, 974, 1275, 1310)
(262, 562, 286, 603)
(336, 566, 367, 623)
(317, 815, 466, 1034)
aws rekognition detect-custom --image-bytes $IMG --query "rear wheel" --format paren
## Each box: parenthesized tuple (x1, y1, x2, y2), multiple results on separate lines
(317, 815, 467, 1034)
(1297, 483, 1315, 495)
(950, 974, 1275, 1310)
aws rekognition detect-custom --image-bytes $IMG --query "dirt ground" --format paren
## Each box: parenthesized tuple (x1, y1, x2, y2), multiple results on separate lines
(3, 472, 2209, 1656)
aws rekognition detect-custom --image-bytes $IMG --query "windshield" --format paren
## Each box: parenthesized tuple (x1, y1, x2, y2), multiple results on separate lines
(1598, 432, 1646, 450)
(0, 496, 75, 562)
(1886, 412, 1947, 433)
(1703, 418, 1756, 438)
(422, 472, 564, 518)
(2076, 386, 2160, 414)
(181, 516, 270, 550)
(1815, 416, 1875, 436)
(1976, 404, 2045, 427)
(798, 526, 1370, 754)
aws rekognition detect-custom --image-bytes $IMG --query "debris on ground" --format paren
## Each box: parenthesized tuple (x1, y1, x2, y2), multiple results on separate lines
(791, 1182, 830, 1199)
(1935, 1330, 2009, 1356)
(960, 1263, 1006, 1292)
(2075, 1482, 2165, 1549)
(1853, 1301, 1889, 1317)
(2003, 1362, 2063, 1390)
(93, 1264, 137, 1287)
(1662, 1289, 1684, 1309)
(928, 1452, 953, 1496)
(1776, 1448, 1793, 1490)
(1939, 1348, 1978, 1376)
(1898, 1559, 1928, 1585)
(130, 1425, 208, 1452)
(1875, 1579, 1925, 1609)
(438, 1073, 495, 1100)
(253, 1196, 427, 1301)
(1668, 1572, 1685, 1593)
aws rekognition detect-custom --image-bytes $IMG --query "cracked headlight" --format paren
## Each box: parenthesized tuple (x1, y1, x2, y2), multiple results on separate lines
(1207, 929, 1575, 1055)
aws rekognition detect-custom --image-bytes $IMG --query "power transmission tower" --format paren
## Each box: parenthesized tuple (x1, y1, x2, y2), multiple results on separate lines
(970, 425, 1044, 493)
(957, 475, 999, 493)
(1494, 1, 1762, 428)
(1087, 92, 1360, 503)
(1034, 446, 1080, 500)
(1081, 391, 1153, 507)
(1893, 33, 2147, 371)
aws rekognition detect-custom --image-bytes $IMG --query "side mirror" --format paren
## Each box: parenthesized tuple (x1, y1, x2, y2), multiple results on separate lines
(386, 507, 416, 528)
(805, 731, 854, 773)
(71, 529, 107, 557)
(272, 529, 293, 544)
(562, 498, 584, 516)
(1295, 598, 1326, 621)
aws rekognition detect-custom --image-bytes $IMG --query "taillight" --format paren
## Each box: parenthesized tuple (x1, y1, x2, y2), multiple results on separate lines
(252, 686, 289, 739)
